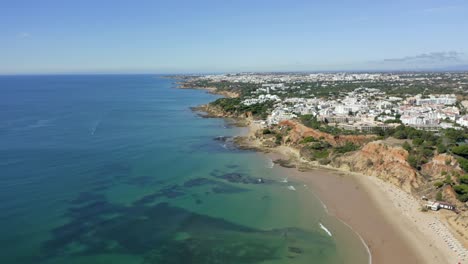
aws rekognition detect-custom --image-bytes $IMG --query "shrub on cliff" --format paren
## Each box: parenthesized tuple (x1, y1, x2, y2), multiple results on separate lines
(452, 145, 468, 158)
(443, 175, 453, 185)
(309, 141, 331, 150)
(459, 175, 468, 184)
(437, 143, 447, 154)
(313, 150, 329, 159)
(300, 136, 317, 144)
(300, 114, 321, 129)
(458, 157, 468, 172)
(334, 142, 359, 154)
(433, 181, 444, 188)
(402, 141, 412, 152)
(453, 184, 468, 202)
(275, 134, 283, 145)
(407, 154, 420, 169)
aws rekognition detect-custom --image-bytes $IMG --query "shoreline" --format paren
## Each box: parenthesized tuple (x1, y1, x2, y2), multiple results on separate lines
(179, 81, 467, 263)
(245, 121, 467, 264)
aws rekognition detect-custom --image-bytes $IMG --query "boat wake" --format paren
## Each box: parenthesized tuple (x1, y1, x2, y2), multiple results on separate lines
(319, 222, 332, 237)
(281, 177, 288, 183)
(90, 119, 101, 135)
(287, 185, 296, 191)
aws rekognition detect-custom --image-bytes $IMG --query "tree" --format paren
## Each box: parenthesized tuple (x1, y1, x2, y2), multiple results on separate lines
(443, 175, 453, 185)
(437, 143, 447, 154)
(444, 129, 467, 143)
(459, 175, 468, 184)
(453, 184, 468, 202)
(458, 157, 468, 172)
(412, 138, 424, 146)
(407, 155, 419, 169)
(402, 141, 412, 152)
(452, 145, 468, 158)
(436, 190, 443, 201)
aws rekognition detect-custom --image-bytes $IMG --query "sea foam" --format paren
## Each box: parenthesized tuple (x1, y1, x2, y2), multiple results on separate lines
(319, 222, 332, 237)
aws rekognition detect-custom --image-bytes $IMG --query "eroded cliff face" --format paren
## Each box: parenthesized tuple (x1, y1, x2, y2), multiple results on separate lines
(421, 154, 465, 179)
(332, 141, 423, 193)
(275, 120, 424, 193)
(279, 120, 375, 147)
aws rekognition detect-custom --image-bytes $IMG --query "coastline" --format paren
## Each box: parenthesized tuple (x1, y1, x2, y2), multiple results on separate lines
(244, 121, 466, 264)
(179, 81, 467, 263)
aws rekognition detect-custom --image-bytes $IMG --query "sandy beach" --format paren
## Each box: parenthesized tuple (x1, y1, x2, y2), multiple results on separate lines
(244, 122, 468, 264)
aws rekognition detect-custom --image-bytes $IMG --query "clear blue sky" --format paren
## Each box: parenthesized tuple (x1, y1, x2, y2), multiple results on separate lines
(1, 0, 468, 74)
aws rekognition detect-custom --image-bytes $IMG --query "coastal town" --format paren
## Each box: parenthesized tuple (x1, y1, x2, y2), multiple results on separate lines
(190, 72, 468, 131)
(178, 71, 468, 263)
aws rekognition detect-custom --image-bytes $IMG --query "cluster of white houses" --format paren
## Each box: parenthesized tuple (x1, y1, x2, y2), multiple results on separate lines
(242, 87, 467, 131)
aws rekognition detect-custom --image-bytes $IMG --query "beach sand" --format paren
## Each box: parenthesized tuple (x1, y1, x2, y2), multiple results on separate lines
(268, 150, 468, 263)
(243, 122, 467, 264)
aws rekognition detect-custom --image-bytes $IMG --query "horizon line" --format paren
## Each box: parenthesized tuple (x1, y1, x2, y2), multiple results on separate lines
(2, 69, 468, 76)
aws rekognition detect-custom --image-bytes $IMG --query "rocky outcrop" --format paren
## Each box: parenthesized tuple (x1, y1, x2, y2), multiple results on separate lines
(332, 141, 423, 193)
(279, 120, 375, 147)
(191, 104, 232, 118)
(178, 84, 239, 98)
(421, 154, 464, 179)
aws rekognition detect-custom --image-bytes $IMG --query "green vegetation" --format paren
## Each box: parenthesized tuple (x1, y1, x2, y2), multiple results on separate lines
(453, 184, 468, 202)
(436, 190, 443, 201)
(374, 125, 441, 170)
(211, 98, 274, 119)
(313, 149, 330, 159)
(452, 145, 468, 158)
(402, 141, 412, 152)
(301, 140, 331, 160)
(407, 155, 420, 169)
(275, 134, 283, 145)
(444, 129, 467, 144)
(433, 181, 444, 188)
(190, 80, 258, 97)
(309, 141, 331, 150)
(383, 119, 402, 124)
(334, 142, 359, 154)
(300, 136, 318, 144)
(460, 175, 468, 184)
(437, 143, 447, 154)
(443, 175, 453, 185)
(458, 157, 468, 172)
(299, 114, 321, 129)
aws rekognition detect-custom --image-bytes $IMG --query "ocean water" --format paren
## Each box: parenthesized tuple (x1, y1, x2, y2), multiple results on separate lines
(0, 75, 369, 264)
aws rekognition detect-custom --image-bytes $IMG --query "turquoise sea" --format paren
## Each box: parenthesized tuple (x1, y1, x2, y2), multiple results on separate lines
(0, 75, 369, 264)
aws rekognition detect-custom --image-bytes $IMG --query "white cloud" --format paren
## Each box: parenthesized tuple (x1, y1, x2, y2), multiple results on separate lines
(383, 51, 464, 64)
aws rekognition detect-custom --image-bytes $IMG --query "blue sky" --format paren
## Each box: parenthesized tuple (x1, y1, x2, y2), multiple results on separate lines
(1, 0, 468, 74)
